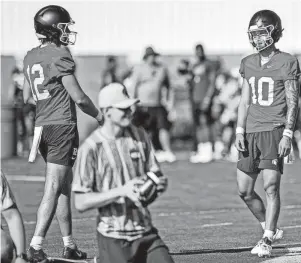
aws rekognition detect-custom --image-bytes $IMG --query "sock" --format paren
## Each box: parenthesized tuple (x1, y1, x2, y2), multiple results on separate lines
(62, 235, 76, 249)
(263, 230, 274, 240)
(30, 236, 44, 250)
(260, 221, 266, 230)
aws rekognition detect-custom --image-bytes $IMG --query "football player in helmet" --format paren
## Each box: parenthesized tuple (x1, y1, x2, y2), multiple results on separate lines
(23, 5, 103, 263)
(235, 10, 300, 257)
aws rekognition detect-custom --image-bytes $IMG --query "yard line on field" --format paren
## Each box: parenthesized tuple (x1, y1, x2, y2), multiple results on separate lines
(7, 175, 45, 182)
(170, 243, 301, 255)
(201, 222, 233, 228)
(283, 225, 301, 229)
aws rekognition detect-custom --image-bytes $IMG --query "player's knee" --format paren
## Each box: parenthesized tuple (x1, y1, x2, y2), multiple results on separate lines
(238, 190, 254, 202)
(1, 230, 14, 263)
(264, 185, 280, 199)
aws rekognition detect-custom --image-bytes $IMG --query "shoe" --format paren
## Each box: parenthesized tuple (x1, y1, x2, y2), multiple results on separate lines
(213, 141, 224, 160)
(27, 247, 49, 263)
(164, 151, 176, 163)
(251, 229, 283, 255)
(272, 228, 283, 242)
(189, 153, 203, 163)
(62, 246, 87, 260)
(155, 151, 176, 163)
(251, 237, 272, 257)
(155, 151, 165, 162)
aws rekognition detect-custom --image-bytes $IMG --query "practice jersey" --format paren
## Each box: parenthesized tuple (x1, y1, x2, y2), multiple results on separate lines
(23, 44, 77, 126)
(239, 51, 300, 133)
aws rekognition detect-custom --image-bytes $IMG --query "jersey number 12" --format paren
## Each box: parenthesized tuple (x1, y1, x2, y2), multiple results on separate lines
(26, 64, 50, 101)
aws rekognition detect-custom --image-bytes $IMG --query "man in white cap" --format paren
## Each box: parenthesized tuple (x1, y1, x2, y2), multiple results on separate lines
(72, 83, 174, 263)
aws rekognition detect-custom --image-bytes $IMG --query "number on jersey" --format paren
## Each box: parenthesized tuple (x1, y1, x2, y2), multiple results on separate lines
(26, 64, 50, 101)
(248, 77, 274, 106)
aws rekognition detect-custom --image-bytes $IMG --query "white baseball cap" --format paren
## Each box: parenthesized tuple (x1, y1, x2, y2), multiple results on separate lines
(98, 83, 140, 109)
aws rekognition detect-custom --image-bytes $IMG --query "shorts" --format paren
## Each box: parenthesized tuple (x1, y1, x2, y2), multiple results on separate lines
(133, 106, 171, 132)
(97, 229, 174, 263)
(191, 102, 215, 126)
(39, 124, 79, 167)
(237, 127, 284, 174)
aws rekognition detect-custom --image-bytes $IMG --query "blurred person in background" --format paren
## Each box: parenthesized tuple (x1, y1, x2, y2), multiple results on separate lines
(8, 67, 36, 157)
(72, 83, 173, 263)
(1, 170, 28, 263)
(100, 56, 122, 90)
(131, 47, 176, 163)
(212, 69, 241, 162)
(189, 44, 219, 163)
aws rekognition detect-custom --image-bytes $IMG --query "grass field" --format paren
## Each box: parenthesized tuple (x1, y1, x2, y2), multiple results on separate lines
(2, 154, 301, 263)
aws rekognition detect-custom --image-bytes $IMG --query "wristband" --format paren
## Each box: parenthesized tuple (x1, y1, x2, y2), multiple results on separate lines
(283, 129, 293, 139)
(95, 111, 103, 122)
(236, 127, 245, 135)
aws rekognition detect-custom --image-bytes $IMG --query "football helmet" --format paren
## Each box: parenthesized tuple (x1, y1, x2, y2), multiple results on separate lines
(248, 10, 283, 51)
(34, 5, 77, 45)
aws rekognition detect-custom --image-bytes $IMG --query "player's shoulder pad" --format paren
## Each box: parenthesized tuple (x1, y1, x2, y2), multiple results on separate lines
(50, 46, 75, 78)
(277, 51, 298, 64)
(23, 46, 40, 64)
(241, 53, 257, 66)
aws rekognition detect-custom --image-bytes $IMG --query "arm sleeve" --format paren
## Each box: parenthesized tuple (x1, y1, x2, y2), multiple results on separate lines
(1, 171, 16, 212)
(72, 144, 96, 193)
(239, 59, 245, 78)
(49, 53, 75, 79)
(282, 58, 301, 81)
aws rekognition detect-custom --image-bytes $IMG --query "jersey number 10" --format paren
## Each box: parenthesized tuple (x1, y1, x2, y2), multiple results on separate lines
(248, 76, 274, 106)
(26, 64, 51, 101)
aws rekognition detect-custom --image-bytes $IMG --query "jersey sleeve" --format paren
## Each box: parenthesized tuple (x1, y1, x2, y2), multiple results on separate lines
(1, 171, 16, 212)
(72, 143, 96, 193)
(282, 58, 301, 81)
(49, 51, 75, 80)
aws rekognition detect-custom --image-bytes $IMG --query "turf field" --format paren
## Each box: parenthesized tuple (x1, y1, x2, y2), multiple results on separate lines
(2, 153, 301, 263)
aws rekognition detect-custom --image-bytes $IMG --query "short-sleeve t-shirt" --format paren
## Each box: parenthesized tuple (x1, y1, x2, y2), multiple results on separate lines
(239, 51, 301, 133)
(72, 125, 161, 241)
(23, 44, 77, 126)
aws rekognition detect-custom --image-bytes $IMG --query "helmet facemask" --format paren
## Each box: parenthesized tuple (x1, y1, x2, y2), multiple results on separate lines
(248, 24, 274, 51)
(57, 20, 77, 45)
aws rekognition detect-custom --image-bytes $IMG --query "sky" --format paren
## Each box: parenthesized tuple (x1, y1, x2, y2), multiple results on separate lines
(1, 0, 301, 60)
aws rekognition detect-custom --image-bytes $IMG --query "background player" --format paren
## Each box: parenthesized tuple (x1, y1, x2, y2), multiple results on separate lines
(23, 5, 103, 263)
(235, 10, 300, 257)
(189, 44, 217, 163)
(1, 170, 28, 263)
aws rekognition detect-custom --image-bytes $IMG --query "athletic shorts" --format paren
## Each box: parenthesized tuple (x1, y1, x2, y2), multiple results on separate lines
(39, 124, 79, 167)
(237, 126, 284, 174)
(191, 102, 215, 126)
(133, 106, 171, 131)
(97, 229, 174, 263)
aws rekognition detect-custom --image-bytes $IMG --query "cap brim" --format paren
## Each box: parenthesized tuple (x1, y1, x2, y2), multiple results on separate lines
(143, 52, 160, 60)
(112, 98, 140, 109)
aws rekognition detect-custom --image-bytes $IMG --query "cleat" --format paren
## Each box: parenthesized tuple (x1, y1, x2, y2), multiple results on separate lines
(251, 237, 272, 258)
(272, 228, 283, 242)
(27, 247, 49, 263)
(62, 247, 87, 260)
(251, 229, 283, 255)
